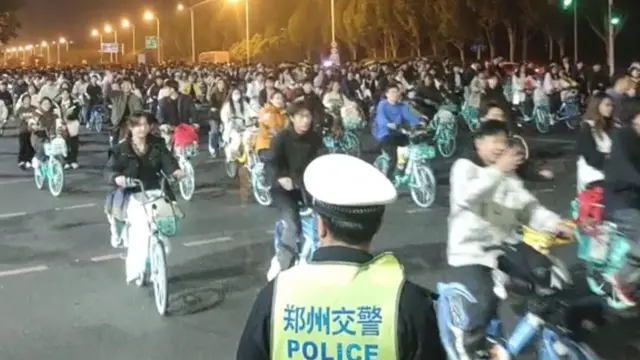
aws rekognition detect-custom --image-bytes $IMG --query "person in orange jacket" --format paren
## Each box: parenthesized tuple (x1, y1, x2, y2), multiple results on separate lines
(255, 90, 287, 157)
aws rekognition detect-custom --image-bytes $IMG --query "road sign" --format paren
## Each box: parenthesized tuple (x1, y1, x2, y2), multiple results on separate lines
(145, 36, 158, 50)
(100, 43, 119, 53)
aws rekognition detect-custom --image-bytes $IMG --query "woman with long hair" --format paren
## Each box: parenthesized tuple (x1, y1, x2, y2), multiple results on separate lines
(220, 87, 257, 164)
(577, 93, 614, 191)
(104, 111, 182, 283)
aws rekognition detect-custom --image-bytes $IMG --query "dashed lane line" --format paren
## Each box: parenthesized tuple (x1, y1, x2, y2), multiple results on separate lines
(0, 172, 86, 186)
(0, 265, 49, 278)
(183, 236, 233, 247)
(0, 202, 98, 219)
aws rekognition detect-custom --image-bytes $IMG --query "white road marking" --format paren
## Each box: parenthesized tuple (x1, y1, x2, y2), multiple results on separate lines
(406, 207, 435, 214)
(535, 188, 555, 193)
(90, 253, 125, 262)
(0, 211, 27, 219)
(183, 236, 233, 247)
(266, 229, 274, 235)
(55, 203, 96, 211)
(0, 173, 84, 186)
(194, 187, 225, 194)
(0, 265, 49, 277)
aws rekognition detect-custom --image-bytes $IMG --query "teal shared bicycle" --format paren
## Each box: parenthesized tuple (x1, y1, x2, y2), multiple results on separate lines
(460, 100, 480, 132)
(428, 103, 458, 158)
(571, 200, 632, 309)
(34, 136, 67, 197)
(373, 128, 437, 208)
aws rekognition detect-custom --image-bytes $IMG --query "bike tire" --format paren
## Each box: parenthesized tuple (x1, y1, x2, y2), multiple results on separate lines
(34, 166, 45, 190)
(251, 165, 272, 207)
(409, 163, 437, 208)
(225, 161, 238, 179)
(178, 160, 195, 201)
(373, 155, 389, 176)
(47, 158, 65, 197)
(437, 131, 457, 158)
(151, 240, 169, 316)
(534, 108, 551, 134)
(342, 132, 361, 157)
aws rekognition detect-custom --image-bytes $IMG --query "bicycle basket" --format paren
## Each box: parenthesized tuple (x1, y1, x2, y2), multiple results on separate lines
(577, 221, 629, 265)
(149, 199, 184, 238)
(175, 144, 198, 158)
(341, 103, 365, 130)
(436, 109, 455, 123)
(410, 143, 435, 160)
(44, 138, 68, 157)
(153, 215, 180, 237)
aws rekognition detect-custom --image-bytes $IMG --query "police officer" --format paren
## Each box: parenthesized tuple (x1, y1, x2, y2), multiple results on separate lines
(237, 154, 446, 360)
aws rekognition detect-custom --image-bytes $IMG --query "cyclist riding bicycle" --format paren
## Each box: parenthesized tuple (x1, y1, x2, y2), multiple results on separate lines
(220, 87, 257, 165)
(254, 90, 287, 161)
(266, 101, 323, 281)
(372, 83, 421, 181)
(104, 112, 183, 284)
(444, 120, 573, 360)
(603, 103, 640, 305)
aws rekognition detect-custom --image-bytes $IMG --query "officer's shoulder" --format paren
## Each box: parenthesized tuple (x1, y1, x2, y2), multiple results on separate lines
(399, 280, 437, 311)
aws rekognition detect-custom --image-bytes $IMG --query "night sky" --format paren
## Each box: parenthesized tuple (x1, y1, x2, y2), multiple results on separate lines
(16, 0, 172, 44)
(14, 0, 640, 63)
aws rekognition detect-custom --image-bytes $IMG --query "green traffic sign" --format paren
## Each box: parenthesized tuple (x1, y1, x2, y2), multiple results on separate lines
(145, 36, 158, 50)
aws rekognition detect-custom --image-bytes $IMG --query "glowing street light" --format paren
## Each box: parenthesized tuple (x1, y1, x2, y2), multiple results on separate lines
(176, 3, 185, 11)
(143, 10, 162, 63)
(40, 41, 51, 63)
(104, 24, 119, 63)
(121, 18, 136, 55)
(91, 29, 104, 63)
(228, 0, 250, 64)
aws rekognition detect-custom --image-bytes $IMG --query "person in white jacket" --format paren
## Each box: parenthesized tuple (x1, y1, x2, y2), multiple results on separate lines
(0, 99, 8, 125)
(440, 120, 574, 359)
(220, 88, 258, 164)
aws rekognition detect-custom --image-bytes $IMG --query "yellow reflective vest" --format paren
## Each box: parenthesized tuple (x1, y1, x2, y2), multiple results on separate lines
(271, 253, 404, 360)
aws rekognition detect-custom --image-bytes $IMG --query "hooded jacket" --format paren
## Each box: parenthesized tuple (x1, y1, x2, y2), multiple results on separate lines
(447, 151, 560, 269)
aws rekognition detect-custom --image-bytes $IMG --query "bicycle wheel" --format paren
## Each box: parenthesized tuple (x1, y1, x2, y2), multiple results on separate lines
(47, 158, 65, 197)
(437, 129, 456, 158)
(225, 160, 238, 179)
(251, 165, 272, 206)
(534, 108, 551, 134)
(151, 240, 169, 316)
(373, 155, 389, 175)
(565, 104, 581, 130)
(95, 114, 103, 132)
(178, 160, 195, 201)
(341, 132, 361, 157)
(409, 163, 437, 208)
(34, 165, 45, 190)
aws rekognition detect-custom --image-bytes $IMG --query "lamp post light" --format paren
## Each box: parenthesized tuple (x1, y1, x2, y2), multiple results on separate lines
(177, 0, 217, 64)
(57, 38, 66, 64)
(91, 29, 104, 63)
(121, 18, 136, 57)
(41, 41, 51, 64)
(228, 0, 250, 64)
(104, 24, 118, 63)
(143, 10, 161, 63)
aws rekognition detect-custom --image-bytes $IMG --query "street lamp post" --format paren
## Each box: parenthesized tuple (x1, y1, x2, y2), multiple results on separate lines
(104, 24, 118, 63)
(607, 0, 614, 76)
(177, 0, 216, 64)
(57, 38, 66, 64)
(562, 0, 578, 65)
(41, 41, 51, 64)
(121, 19, 136, 58)
(91, 29, 104, 63)
(229, 0, 250, 64)
(143, 11, 161, 63)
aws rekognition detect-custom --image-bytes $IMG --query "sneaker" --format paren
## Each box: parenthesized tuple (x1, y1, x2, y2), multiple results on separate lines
(18, 162, 25, 170)
(64, 164, 70, 170)
(608, 274, 637, 307)
(266, 256, 281, 281)
(110, 234, 123, 249)
(71, 162, 79, 169)
(25, 162, 32, 169)
(31, 158, 39, 169)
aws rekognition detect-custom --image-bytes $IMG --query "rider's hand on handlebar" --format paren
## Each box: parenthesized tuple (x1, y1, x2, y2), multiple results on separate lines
(278, 177, 294, 191)
(114, 175, 127, 188)
(172, 169, 183, 179)
(495, 148, 521, 173)
(554, 221, 574, 240)
(387, 123, 397, 130)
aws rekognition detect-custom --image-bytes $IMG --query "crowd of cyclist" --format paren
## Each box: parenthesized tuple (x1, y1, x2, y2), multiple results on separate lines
(3, 56, 640, 358)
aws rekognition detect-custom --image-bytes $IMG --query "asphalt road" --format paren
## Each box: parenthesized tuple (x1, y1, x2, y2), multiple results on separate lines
(0, 124, 634, 360)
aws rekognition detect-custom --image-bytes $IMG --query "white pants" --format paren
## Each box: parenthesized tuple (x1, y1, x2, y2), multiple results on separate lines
(224, 128, 256, 163)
